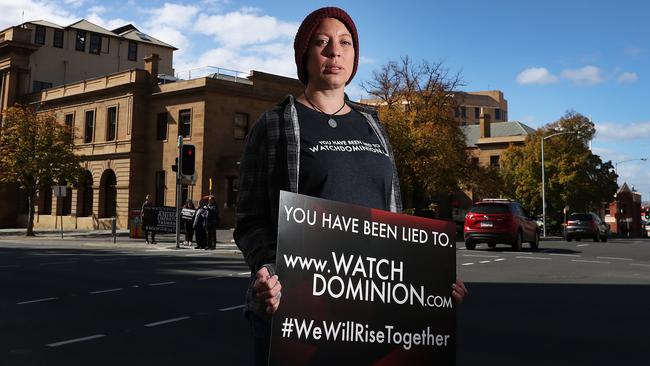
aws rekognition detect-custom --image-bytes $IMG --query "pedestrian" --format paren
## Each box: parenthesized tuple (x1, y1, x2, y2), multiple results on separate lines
(233, 7, 468, 365)
(193, 199, 208, 250)
(141, 194, 156, 244)
(205, 195, 219, 250)
(182, 199, 196, 246)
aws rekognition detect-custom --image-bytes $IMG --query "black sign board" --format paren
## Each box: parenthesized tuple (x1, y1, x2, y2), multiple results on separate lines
(269, 191, 456, 365)
(142, 206, 182, 233)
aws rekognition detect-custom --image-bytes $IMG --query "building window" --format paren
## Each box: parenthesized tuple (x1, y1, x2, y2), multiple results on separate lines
(495, 108, 501, 120)
(155, 171, 165, 206)
(76, 31, 86, 51)
(474, 107, 480, 119)
(53, 29, 64, 48)
(128, 41, 137, 61)
(84, 110, 95, 143)
(490, 155, 500, 169)
(227, 176, 238, 207)
(156, 112, 168, 140)
(461, 106, 467, 118)
(32, 81, 52, 92)
(34, 25, 46, 45)
(64, 113, 74, 145)
(89, 33, 102, 55)
(178, 109, 191, 138)
(106, 106, 117, 141)
(233, 112, 249, 140)
(38, 184, 53, 215)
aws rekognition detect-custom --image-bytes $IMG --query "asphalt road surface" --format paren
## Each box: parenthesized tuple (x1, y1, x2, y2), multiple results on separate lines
(1, 236, 649, 365)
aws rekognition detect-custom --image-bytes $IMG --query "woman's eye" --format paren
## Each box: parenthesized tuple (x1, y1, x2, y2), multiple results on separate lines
(341, 40, 352, 46)
(315, 39, 328, 47)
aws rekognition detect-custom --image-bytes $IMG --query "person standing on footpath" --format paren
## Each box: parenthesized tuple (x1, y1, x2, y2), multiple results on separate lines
(182, 199, 196, 246)
(206, 196, 219, 250)
(234, 7, 468, 365)
(193, 199, 208, 250)
(141, 194, 156, 244)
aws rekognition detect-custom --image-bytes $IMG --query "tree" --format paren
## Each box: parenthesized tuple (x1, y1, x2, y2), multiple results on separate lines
(362, 57, 470, 214)
(501, 111, 617, 232)
(0, 105, 83, 236)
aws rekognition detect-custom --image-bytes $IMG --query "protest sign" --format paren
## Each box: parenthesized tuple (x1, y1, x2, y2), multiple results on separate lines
(142, 206, 181, 233)
(269, 191, 456, 365)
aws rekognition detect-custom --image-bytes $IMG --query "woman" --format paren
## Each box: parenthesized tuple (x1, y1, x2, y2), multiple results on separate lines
(182, 199, 195, 246)
(234, 7, 467, 364)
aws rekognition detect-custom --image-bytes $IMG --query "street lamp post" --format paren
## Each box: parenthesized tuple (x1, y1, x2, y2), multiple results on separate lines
(614, 158, 647, 181)
(541, 131, 575, 237)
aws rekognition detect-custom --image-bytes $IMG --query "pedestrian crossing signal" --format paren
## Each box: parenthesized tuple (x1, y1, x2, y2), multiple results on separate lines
(181, 145, 195, 176)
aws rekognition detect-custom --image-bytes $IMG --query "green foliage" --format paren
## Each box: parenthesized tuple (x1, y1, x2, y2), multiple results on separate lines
(501, 111, 618, 231)
(0, 105, 83, 235)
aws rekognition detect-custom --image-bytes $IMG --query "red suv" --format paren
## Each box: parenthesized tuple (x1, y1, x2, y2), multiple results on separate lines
(464, 199, 540, 251)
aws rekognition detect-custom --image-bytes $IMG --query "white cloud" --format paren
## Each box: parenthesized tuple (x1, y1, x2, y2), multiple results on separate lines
(194, 10, 298, 48)
(595, 121, 650, 141)
(144, 3, 199, 29)
(359, 56, 375, 65)
(624, 46, 645, 57)
(561, 65, 606, 86)
(85, 12, 132, 32)
(516, 67, 558, 85)
(616, 72, 638, 84)
(63, 0, 84, 8)
(0, 0, 78, 29)
(87, 5, 105, 14)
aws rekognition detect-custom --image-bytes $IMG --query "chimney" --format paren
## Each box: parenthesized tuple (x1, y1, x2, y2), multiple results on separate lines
(479, 107, 491, 138)
(143, 54, 160, 86)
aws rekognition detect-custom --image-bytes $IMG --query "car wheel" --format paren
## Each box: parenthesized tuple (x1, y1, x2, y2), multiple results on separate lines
(465, 240, 476, 250)
(602, 234, 607, 242)
(488, 243, 496, 249)
(593, 231, 600, 242)
(512, 231, 522, 251)
(530, 231, 540, 251)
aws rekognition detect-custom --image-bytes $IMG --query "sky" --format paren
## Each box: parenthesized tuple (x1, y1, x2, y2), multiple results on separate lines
(3, 0, 649, 201)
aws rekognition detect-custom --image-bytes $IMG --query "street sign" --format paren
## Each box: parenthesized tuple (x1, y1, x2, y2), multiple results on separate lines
(52, 185, 67, 197)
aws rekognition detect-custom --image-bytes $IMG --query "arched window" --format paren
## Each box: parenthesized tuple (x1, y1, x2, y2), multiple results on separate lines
(76, 170, 94, 217)
(99, 169, 117, 218)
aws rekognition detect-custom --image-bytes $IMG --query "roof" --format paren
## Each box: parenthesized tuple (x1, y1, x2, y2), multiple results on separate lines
(454, 92, 502, 108)
(26, 20, 64, 29)
(120, 29, 177, 50)
(112, 24, 139, 35)
(462, 121, 536, 147)
(67, 19, 118, 37)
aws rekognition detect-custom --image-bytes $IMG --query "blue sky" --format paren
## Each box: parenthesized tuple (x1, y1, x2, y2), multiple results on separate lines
(4, 0, 649, 201)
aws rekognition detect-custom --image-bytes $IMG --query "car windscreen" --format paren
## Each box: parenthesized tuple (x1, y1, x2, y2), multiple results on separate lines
(569, 213, 592, 221)
(470, 204, 509, 214)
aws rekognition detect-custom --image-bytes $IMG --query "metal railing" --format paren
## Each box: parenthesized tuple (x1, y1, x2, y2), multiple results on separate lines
(164, 66, 252, 84)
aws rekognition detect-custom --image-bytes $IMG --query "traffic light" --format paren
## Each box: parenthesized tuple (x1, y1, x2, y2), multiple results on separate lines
(645, 210, 650, 220)
(181, 145, 195, 176)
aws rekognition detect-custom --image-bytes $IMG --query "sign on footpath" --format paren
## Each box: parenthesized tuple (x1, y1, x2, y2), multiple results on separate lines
(269, 191, 456, 365)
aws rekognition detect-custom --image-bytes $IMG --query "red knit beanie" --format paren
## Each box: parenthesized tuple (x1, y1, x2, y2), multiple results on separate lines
(293, 7, 359, 86)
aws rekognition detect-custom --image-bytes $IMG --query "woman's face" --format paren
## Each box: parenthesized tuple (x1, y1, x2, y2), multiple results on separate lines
(305, 17, 355, 90)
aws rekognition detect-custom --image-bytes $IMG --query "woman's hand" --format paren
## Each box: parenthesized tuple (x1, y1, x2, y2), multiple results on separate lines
(254, 266, 283, 314)
(452, 279, 468, 304)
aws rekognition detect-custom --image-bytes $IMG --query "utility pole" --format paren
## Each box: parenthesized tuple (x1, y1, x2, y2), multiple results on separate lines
(175, 136, 183, 249)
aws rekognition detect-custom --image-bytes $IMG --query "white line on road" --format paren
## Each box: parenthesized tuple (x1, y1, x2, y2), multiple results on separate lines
(505, 251, 532, 254)
(479, 260, 491, 264)
(597, 256, 632, 261)
(46, 334, 106, 347)
(185, 253, 213, 257)
(197, 276, 222, 281)
(39, 261, 78, 266)
(17, 297, 58, 305)
(148, 281, 176, 286)
(89, 288, 123, 294)
(572, 259, 610, 264)
(144, 316, 190, 327)
(218, 304, 245, 312)
(462, 254, 500, 258)
(461, 263, 474, 266)
(494, 258, 506, 262)
(237, 272, 250, 276)
(549, 253, 580, 257)
(516, 256, 551, 260)
(630, 263, 650, 267)
(576, 244, 590, 247)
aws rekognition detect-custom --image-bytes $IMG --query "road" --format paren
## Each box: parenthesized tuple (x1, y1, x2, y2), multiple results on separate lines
(1, 236, 649, 365)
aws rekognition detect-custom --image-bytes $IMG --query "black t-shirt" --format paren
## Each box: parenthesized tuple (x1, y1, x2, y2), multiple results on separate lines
(296, 101, 393, 211)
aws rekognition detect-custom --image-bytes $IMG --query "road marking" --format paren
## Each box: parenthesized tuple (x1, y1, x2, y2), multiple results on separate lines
(17, 297, 58, 305)
(597, 256, 632, 261)
(576, 244, 590, 247)
(197, 276, 222, 281)
(185, 253, 212, 257)
(458, 247, 466, 250)
(148, 281, 176, 286)
(89, 288, 123, 294)
(39, 261, 78, 266)
(461, 263, 474, 266)
(462, 254, 500, 258)
(479, 260, 491, 264)
(237, 272, 250, 276)
(46, 334, 106, 347)
(505, 251, 531, 254)
(630, 263, 650, 267)
(572, 259, 610, 264)
(144, 316, 190, 327)
(516, 256, 551, 260)
(494, 258, 505, 262)
(218, 304, 245, 312)
(550, 253, 580, 257)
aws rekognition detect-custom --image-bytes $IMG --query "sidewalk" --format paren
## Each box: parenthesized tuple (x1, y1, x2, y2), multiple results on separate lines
(0, 228, 236, 244)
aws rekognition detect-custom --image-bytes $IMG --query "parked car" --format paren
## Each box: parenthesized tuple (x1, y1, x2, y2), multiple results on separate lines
(464, 199, 540, 251)
(564, 212, 609, 242)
